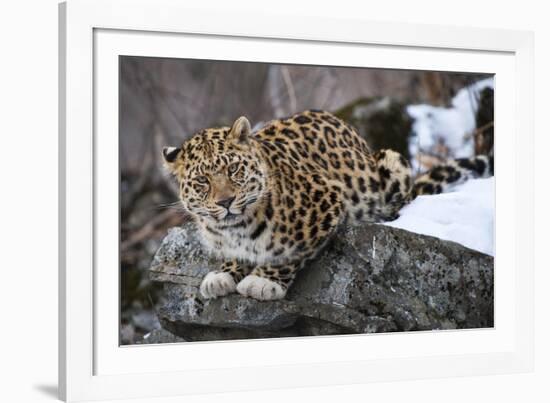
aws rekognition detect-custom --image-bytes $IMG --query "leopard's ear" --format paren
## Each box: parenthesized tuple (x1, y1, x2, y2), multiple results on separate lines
(228, 116, 251, 144)
(162, 146, 182, 173)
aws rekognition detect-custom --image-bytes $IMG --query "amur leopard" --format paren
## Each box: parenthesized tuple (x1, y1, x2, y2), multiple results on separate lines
(163, 110, 492, 301)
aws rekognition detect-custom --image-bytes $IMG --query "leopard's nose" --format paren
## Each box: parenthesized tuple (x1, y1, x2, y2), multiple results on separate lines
(216, 196, 235, 210)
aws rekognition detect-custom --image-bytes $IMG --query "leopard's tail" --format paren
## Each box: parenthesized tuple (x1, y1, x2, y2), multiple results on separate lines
(412, 155, 494, 198)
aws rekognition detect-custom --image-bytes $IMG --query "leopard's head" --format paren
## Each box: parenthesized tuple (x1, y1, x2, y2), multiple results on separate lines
(163, 116, 268, 221)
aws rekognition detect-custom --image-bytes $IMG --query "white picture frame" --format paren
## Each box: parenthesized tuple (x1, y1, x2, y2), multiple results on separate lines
(59, 0, 534, 401)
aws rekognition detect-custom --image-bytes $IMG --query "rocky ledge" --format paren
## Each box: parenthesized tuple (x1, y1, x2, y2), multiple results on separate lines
(149, 222, 493, 342)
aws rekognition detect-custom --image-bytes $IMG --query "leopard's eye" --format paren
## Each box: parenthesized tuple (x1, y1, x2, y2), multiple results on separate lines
(195, 175, 208, 184)
(228, 162, 239, 175)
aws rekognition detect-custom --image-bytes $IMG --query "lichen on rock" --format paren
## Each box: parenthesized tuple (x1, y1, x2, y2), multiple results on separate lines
(149, 221, 493, 342)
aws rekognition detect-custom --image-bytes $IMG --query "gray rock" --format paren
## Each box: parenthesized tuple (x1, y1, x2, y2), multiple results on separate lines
(140, 328, 186, 344)
(149, 222, 493, 342)
(335, 97, 412, 158)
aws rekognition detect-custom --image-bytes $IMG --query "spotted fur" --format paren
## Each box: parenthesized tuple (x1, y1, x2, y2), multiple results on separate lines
(412, 155, 493, 197)
(163, 110, 492, 301)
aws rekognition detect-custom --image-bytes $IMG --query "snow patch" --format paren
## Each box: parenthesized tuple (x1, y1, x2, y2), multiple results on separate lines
(407, 77, 494, 172)
(385, 177, 494, 256)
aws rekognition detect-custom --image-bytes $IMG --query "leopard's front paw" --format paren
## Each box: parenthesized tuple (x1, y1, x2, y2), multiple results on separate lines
(200, 271, 236, 299)
(236, 275, 286, 301)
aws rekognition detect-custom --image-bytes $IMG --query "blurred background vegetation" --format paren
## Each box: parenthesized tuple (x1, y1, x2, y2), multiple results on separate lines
(119, 56, 492, 344)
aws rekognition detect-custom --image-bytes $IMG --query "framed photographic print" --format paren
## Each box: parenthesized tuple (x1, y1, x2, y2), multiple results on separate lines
(59, 0, 534, 401)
